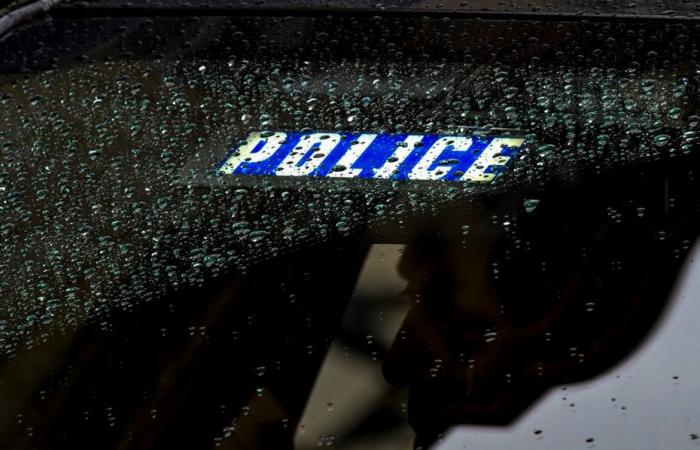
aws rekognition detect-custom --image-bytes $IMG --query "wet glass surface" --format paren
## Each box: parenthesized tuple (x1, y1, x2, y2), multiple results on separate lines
(0, 5, 698, 449)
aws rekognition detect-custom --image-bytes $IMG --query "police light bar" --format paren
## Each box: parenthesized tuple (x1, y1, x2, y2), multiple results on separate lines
(217, 131, 525, 183)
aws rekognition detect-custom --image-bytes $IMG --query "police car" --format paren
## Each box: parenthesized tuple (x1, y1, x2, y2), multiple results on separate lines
(0, 1, 698, 449)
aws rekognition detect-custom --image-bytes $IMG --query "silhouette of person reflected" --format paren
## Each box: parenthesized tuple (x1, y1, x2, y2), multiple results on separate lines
(383, 157, 700, 449)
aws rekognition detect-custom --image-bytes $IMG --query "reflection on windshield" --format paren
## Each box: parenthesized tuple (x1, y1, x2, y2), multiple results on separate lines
(381, 159, 698, 448)
(0, 10, 698, 450)
(436, 242, 700, 450)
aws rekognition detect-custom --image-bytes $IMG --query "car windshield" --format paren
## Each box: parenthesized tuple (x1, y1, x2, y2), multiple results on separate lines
(0, 1, 699, 449)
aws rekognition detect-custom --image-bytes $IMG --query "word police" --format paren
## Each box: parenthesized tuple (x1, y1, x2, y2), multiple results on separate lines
(218, 131, 525, 183)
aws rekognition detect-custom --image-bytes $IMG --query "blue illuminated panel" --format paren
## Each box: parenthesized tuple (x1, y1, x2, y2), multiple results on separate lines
(217, 131, 525, 183)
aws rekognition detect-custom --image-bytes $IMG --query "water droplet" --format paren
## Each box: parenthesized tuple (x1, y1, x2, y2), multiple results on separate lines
(523, 199, 540, 213)
(653, 134, 671, 147)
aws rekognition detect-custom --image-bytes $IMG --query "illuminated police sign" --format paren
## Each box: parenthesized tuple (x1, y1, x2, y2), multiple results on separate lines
(217, 132, 525, 183)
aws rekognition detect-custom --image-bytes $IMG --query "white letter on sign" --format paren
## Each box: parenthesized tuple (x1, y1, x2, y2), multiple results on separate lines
(219, 132, 287, 174)
(374, 135, 424, 179)
(461, 137, 524, 183)
(328, 134, 377, 178)
(408, 136, 472, 181)
(277, 133, 341, 177)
